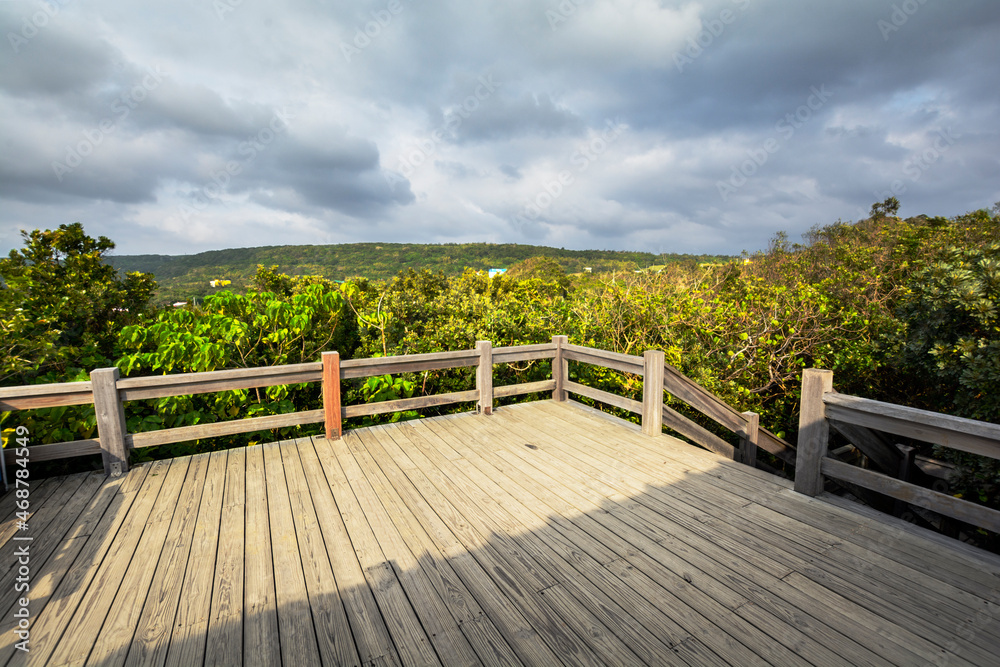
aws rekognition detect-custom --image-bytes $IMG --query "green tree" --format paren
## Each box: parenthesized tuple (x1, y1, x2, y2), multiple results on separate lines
(0, 223, 156, 383)
(898, 242, 1000, 422)
(506, 256, 570, 290)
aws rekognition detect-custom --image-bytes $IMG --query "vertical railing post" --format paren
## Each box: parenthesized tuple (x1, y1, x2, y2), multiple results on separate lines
(476, 340, 493, 415)
(552, 335, 568, 402)
(322, 351, 342, 440)
(91, 367, 129, 477)
(641, 350, 665, 437)
(739, 411, 759, 467)
(893, 444, 916, 516)
(794, 368, 834, 496)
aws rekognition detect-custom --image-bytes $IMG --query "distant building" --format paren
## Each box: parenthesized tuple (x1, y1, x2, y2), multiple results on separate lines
(488, 268, 507, 278)
(584, 267, 592, 273)
(172, 301, 187, 308)
(209, 279, 231, 288)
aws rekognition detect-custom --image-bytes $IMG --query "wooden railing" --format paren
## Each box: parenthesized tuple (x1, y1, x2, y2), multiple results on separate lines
(794, 368, 1000, 533)
(0, 336, 794, 476)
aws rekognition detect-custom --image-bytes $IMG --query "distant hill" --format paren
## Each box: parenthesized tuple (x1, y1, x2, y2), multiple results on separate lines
(107, 242, 730, 304)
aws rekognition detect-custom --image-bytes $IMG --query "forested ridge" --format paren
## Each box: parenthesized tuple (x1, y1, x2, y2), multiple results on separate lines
(3, 200, 999, 547)
(107, 242, 727, 305)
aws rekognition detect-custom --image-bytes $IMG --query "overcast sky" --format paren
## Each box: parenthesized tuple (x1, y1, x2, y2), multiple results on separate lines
(1, 0, 998, 258)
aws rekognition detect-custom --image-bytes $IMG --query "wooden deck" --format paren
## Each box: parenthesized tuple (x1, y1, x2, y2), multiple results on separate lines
(3, 400, 1000, 666)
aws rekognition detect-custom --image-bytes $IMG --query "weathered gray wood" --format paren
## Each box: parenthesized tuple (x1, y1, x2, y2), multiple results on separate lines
(821, 456, 1000, 534)
(0, 379, 93, 398)
(128, 409, 325, 448)
(243, 445, 281, 667)
(828, 418, 903, 474)
(824, 393, 1000, 460)
(758, 428, 796, 464)
(165, 450, 229, 667)
(893, 444, 916, 517)
(740, 411, 759, 467)
(563, 343, 645, 370)
(0, 385, 93, 410)
(342, 390, 479, 419)
(296, 438, 400, 665)
(564, 380, 642, 414)
(563, 345, 644, 376)
(493, 380, 557, 398)
(2, 467, 150, 667)
(360, 425, 562, 665)
(641, 350, 664, 437)
(2, 438, 101, 465)
(661, 404, 736, 458)
(552, 335, 568, 402)
(45, 459, 175, 665)
(661, 364, 795, 464)
(115, 361, 321, 388)
(794, 369, 834, 496)
(662, 363, 745, 432)
(320, 436, 443, 666)
(335, 434, 479, 666)
(124, 454, 210, 667)
(340, 348, 479, 379)
(476, 340, 493, 416)
(493, 342, 557, 363)
(118, 371, 320, 401)
(263, 443, 323, 666)
(322, 351, 342, 440)
(7, 402, 1000, 667)
(278, 441, 360, 667)
(91, 367, 130, 476)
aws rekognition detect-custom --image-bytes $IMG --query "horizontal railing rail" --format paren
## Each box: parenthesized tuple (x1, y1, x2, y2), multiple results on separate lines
(794, 368, 1000, 534)
(559, 345, 793, 466)
(2, 336, 789, 478)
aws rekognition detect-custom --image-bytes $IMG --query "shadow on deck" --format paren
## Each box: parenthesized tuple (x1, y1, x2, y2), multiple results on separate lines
(2, 400, 999, 666)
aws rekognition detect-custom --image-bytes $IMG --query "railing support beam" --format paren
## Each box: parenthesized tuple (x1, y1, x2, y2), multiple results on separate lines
(476, 340, 493, 415)
(794, 368, 834, 496)
(552, 335, 568, 402)
(641, 350, 664, 437)
(91, 367, 129, 477)
(322, 351, 342, 440)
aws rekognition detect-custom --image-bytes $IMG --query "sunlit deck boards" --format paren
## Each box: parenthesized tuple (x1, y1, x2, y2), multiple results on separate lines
(3, 400, 1000, 666)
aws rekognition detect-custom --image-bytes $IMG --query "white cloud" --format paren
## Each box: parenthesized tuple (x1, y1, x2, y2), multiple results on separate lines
(1, 0, 999, 257)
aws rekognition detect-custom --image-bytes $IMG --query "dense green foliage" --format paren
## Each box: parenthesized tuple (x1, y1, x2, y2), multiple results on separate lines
(4, 206, 1000, 542)
(0, 224, 156, 383)
(106, 242, 727, 305)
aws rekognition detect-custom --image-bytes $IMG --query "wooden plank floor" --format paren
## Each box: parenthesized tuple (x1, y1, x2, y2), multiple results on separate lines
(3, 399, 1000, 666)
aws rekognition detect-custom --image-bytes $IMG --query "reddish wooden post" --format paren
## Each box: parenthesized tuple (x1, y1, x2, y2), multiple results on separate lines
(92, 367, 129, 477)
(476, 340, 493, 415)
(322, 351, 342, 440)
(552, 335, 568, 402)
(794, 369, 834, 496)
(641, 350, 665, 436)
